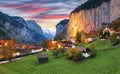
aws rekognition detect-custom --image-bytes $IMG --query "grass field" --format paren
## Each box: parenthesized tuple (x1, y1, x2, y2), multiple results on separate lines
(86, 40, 112, 50)
(0, 46, 120, 74)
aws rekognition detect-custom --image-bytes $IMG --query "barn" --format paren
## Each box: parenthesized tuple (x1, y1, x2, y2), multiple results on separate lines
(37, 54, 48, 63)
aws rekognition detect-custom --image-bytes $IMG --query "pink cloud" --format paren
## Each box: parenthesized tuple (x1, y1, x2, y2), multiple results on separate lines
(24, 8, 52, 13)
(43, 15, 69, 19)
(1, 3, 42, 11)
(33, 14, 69, 20)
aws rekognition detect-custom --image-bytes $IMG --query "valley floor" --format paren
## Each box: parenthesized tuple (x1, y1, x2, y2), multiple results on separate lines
(0, 47, 120, 74)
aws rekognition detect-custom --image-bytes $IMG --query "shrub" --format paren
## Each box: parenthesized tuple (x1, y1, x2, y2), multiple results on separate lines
(52, 48, 66, 58)
(87, 43, 96, 50)
(66, 48, 82, 61)
(52, 49, 59, 58)
(110, 33, 117, 43)
(76, 32, 82, 43)
(66, 48, 73, 59)
(40, 40, 49, 48)
(58, 48, 66, 56)
(86, 48, 96, 57)
(72, 48, 82, 61)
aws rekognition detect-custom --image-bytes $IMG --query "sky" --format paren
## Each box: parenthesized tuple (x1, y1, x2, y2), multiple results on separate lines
(0, 0, 87, 32)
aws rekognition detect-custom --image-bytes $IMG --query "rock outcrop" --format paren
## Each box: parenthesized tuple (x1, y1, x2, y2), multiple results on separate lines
(54, 19, 69, 40)
(0, 11, 46, 43)
(68, 0, 120, 39)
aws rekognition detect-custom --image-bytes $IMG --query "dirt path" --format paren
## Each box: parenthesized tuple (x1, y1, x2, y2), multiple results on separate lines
(98, 44, 120, 51)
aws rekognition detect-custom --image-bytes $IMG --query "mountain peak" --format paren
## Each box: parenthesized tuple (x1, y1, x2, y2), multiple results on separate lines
(0, 12, 46, 43)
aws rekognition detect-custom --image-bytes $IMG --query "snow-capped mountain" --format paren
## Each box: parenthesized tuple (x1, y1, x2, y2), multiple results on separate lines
(43, 29, 55, 40)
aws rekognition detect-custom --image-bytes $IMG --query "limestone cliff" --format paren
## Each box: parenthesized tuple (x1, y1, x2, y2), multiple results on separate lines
(68, 0, 120, 39)
(55, 19, 69, 40)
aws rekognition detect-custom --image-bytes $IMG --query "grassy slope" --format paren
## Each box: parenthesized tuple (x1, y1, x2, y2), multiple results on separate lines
(0, 47, 120, 74)
(86, 40, 112, 50)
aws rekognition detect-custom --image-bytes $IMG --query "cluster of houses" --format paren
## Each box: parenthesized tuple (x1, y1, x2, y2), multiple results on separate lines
(102, 27, 120, 39)
(0, 40, 43, 61)
(70, 27, 120, 43)
(46, 39, 75, 50)
(46, 27, 120, 51)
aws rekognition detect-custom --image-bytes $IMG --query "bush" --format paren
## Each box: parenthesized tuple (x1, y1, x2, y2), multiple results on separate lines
(76, 32, 82, 43)
(89, 44, 96, 49)
(110, 33, 117, 43)
(66, 48, 73, 59)
(52, 48, 66, 58)
(87, 48, 97, 57)
(52, 49, 59, 58)
(66, 48, 82, 61)
(72, 48, 82, 61)
(58, 48, 66, 55)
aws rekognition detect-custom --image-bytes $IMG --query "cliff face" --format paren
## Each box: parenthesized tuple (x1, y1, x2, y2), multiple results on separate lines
(55, 19, 69, 40)
(0, 12, 46, 43)
(68, 0, 120, 38)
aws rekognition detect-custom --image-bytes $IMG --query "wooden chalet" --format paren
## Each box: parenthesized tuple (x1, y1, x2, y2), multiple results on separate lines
(37, 54, 48, 63)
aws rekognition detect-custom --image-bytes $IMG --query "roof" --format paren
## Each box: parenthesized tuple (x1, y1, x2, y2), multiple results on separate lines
(37, 54, 48, 59)
(78, 47, 86, 51)
(116, 32, 120, 34)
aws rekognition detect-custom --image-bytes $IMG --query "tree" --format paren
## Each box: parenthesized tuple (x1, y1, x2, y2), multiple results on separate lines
(41, 40, 49, 49)
(66, 47, 82, 61)
(52, 48, 66, 58)
(76, 32, 81, 43)
(81, 33, 87, 43)
(2, 39, 16, 61)
(76, 32, 86, 43)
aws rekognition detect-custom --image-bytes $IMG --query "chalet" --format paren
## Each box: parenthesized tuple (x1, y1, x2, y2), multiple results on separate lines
(78, 47, 92, 58)
(116, 32, 120, 36)
(116, 32, 120, 39)
(78, 47, 86, 52)
(103, 27, 116, 36)
(60, 40, 75, 48)
(0, 40, 6, 45)
(31, 46, 43, 53)
(13, 52, 20, 57)
(37, 54, 48, 63)
(68, 37, 76, 43)
(0, 50, 4, 60)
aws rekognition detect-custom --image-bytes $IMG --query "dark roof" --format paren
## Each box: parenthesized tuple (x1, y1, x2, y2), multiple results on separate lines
(37, 54, 48, 59)
(116, 32, 120, 34)
(78, 47, 86, 51)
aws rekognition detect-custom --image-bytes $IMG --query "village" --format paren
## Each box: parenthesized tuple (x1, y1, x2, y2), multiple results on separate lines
(0, 27, 120, 64)
(1, 0, 120, 74)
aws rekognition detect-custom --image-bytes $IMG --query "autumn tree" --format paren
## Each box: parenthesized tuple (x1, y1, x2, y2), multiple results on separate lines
(76, 32, 82, 43)
(81, 33, 87, 43)
(41, 40, 49, 49)
(2, 39, 16, 61)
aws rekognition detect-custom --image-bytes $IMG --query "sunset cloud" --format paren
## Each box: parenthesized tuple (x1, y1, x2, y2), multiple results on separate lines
(0, 0, 87, 31)
(33, 14, 68, 19)
(24, 8, 52, 13)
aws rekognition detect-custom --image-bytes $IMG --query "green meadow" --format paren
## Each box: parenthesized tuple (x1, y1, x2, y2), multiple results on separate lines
(0, 45, 120, 74)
